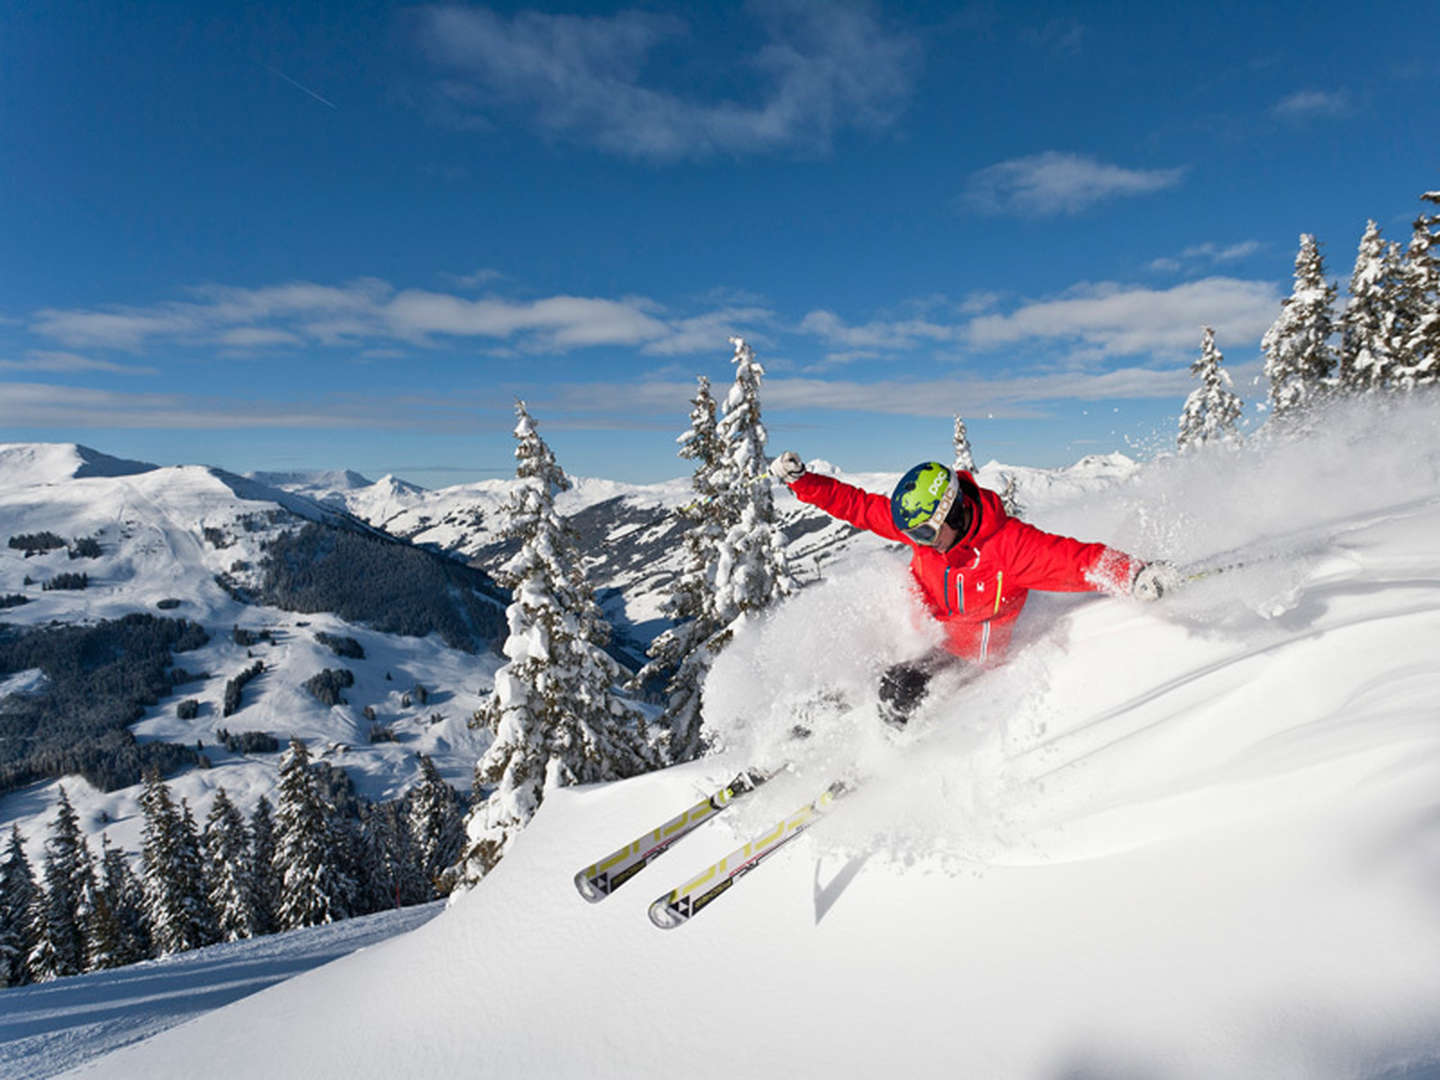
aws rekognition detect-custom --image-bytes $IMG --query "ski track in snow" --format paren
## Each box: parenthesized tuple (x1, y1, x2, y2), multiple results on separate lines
(0, 903, 441, 1080)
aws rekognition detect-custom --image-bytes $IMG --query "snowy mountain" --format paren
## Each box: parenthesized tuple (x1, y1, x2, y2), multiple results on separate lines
(61, 398, 1440, 1079)
(0, 444, 506, 871)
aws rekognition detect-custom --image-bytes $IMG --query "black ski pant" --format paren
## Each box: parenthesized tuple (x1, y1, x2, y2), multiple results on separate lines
(878, 648, 964, 728)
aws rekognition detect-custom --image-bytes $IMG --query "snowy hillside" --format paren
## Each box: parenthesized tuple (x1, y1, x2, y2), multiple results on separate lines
(74, 399, 1440, 1079)
(0, 445, 502, 869)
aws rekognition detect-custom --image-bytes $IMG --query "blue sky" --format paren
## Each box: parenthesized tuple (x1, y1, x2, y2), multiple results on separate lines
(1, 1, 1435, 486)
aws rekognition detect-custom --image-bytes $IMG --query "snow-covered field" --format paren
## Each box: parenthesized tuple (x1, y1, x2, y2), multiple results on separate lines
(0, 444, 500, 864)
(53, 398, 1440, 1079)
(1, 902, 441, 1080)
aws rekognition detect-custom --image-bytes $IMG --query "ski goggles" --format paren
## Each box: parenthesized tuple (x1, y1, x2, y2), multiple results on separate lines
(897, 476, 959, 546)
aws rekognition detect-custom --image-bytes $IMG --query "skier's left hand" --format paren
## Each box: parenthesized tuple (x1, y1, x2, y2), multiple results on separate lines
(1132, 561, 1180, 601)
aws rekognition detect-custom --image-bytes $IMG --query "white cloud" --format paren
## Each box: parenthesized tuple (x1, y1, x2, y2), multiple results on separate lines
(447, 268, 504, 288)
(1148, 240, 1262, 273)
(28, 278, 765, 358)
(962, 152, 1187, 216)
(1272, 89, 1353, 120)
(413, 1, 921, 160)
(0, 350, 158, 375)
(0, 382, 486, 431)
(799, 309, 955, 351)
(963, 277, 1281, 356)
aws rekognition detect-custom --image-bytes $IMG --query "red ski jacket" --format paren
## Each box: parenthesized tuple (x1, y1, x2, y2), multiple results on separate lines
(790, 471, 1136, 664)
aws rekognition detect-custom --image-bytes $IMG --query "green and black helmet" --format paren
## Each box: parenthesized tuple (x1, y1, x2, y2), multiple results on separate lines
(890, 462, 959, 545)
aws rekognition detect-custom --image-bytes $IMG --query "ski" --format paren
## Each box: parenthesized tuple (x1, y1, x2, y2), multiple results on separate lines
(648, 780, 850, 930)
(573, 768, 773, 902)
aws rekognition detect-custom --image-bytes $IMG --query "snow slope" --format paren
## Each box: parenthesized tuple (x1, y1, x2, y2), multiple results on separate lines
(0, 447, 499, 867)
(2, 902, 440, 1080)
(71, 399, 1440, 1079)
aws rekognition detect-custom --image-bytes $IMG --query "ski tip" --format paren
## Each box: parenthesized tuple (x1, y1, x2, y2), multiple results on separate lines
(574, 868, 608, 904)
(647, 896, 687, 930)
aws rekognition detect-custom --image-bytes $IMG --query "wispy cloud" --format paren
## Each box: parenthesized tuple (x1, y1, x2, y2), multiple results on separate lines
(412, 1, 921, 160)
(0, 350, 158, 376)
(1147, 240, 1262, 273)
(0, 382, 492, 432)
(963, 277, 1280, 356)
(29, 277, 768, 358)
(794, 278, 1280, 362)
(1022, 17, 1084, 56)
(962, 152, 1187, 216)
(446, 268, 505, 289)
(1272, 89, 1352, 120)
(799, 310, 957, 351)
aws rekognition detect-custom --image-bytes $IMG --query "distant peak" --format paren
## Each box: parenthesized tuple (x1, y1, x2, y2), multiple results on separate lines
(0, 442, 157, 484)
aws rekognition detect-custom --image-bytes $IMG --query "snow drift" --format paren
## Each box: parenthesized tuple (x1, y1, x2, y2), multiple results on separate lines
(67, 399, 1440, 1079)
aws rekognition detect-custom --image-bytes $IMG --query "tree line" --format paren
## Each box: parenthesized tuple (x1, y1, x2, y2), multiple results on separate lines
(0, 742, 464, 987)
(1175, 188, 1439, 451)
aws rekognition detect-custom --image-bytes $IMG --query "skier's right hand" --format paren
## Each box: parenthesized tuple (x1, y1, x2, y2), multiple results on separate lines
(771, 450, 806, 485)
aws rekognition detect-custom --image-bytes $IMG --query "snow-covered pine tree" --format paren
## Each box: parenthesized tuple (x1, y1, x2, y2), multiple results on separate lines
(202, 788, 261, 942)
(97, 835, 149, 966)
(177, 800, 218, 947)
(998, 472, 1024, 518)
(710, 337, 794, 637)
(453, 403, 651, 887)
(273, 738, 354, 929)
(248, 796, 278, 935)
(32, 786, 94, 978)
(408, 755, 463, 895)
(360, 801, 424, 910)
(1394, 192, 1440, 390)
(0, 825, 39, 986)
(84, 876, 125, 972)
(1262, 234, 1338, 426)
(952, 415, 975, 473)
(1178, 327, 1245, 451)
(140, 773, 213, 955)
(1339, 220, 1403, 394)
(656, 339, 795, 762)
(634, 375, 727, 762)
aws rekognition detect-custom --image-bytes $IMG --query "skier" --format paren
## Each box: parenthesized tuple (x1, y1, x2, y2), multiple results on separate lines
(770, 452, 1176, 726)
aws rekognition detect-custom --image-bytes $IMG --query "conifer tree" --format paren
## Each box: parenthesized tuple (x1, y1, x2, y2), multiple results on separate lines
(709, 338, 794, 632)
(1394, 192, 1440, 390)
(1178, 327, 1245, 451)
(273, 739, 354, 929)
(202, 788, 261, 942)
(634, 375, 727, 761)
(177, 800, 218, 947)
(97, 835, 149, 966)
(952, 415, 975, 473)
(360, 801, 423, 910)
(453, 403, 651, 887)
(998, 472, 1024, 518)
(0, 825, 38, 987)
(140, 773, 213, 955)
(408, 755, 464, 895)
(1262, 234, 1338, 425)
(1339, 220, 1402, 393)
(32, 786, 94, 978)
(26, 891, 64, 983)
(248, 796, 278, 935)
(651, 339, 795, 762)
(84, 878, 125, 972)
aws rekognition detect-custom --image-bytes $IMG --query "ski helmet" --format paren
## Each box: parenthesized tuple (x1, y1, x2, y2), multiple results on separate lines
(890, 462, 958, 545)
